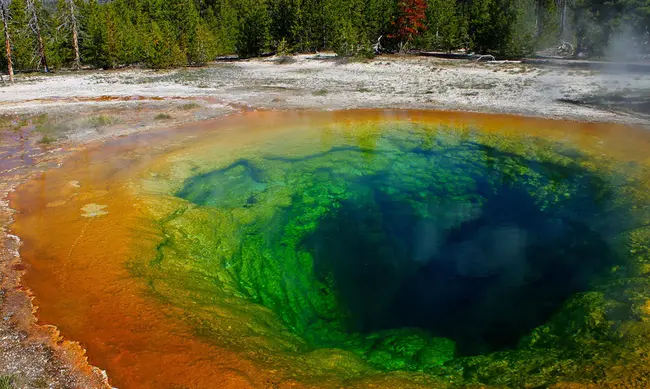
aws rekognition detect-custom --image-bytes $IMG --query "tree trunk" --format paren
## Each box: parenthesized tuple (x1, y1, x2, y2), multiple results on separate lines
(535, 0, 542, 38)
(27, 0, 48, 72)
(560, 0, 566, 42)
(1, 2, 13, 82)
(68, 0, 80, 69)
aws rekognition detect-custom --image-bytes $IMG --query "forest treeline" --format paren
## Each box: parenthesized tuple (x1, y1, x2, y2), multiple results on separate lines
(1, 0, 649, 73)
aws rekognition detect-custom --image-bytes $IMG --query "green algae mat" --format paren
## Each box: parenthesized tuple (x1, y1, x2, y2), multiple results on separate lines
(11, 110, 650, 389)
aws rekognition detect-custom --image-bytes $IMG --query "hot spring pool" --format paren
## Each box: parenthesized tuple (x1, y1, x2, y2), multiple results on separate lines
(10, 110, 650, 389)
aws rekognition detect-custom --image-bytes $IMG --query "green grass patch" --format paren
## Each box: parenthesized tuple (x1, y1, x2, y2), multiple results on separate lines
(180, 103, 201, 110)
(0, 374, 15, 389)
(312, 89, 329, 96)
(0, 116, 15, 132)
(155, 113, 173, 120)
(87, 115, 118, 127)
(16, 118, 29, 129)
(33, 114, 48, 126)
(35, 121, 70, 137)
(0, 115, 38, 133)
(38, 135, 57, 145)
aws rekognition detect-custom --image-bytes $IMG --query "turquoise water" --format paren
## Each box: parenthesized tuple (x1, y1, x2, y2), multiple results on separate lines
(170, 125, 640, 374)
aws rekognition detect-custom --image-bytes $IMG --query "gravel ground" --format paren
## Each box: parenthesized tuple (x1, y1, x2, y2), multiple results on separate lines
(0, 54, 649, 389)
(2, 54, 650, 123)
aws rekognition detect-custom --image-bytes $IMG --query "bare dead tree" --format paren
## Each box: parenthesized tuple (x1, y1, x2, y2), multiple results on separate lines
(26, 0, 48, 72)
(0, 0, 13, 82)
(67, 0, 80, 69)
(57, 0, 81, 69)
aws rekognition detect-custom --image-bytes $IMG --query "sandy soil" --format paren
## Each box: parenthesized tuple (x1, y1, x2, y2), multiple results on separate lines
(0, 54, 649, 388)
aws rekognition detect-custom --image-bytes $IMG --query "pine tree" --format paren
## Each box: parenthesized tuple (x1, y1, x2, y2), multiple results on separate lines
(572, 0, 649, 57)
(55, 0, 81, 68)
(8, 0, 37, 70)
(235, 0, 270, 58)
(79, 0, 106, 67)
(2, 0, 637, 68)
(269, 0, 298, 48)
(420, 0, 459, 52)
(0, 27, 6, 77)
(211, 0, 238, 55)
(101, 4, 120, 67)
(324, 0, 367, 56)
(293, 0, 326, 52)
(141, 19, 185, 68)
(468, 0, 515, 54)
(163, 0, 201, 62)
(187, 20, 217, 65)
(510, 0, 537, 55)
(365, 0, 397, 45)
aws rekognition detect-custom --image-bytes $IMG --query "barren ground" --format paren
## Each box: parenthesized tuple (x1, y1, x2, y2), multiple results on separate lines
(3, 54, 650, 122)
(0, 54, 649, 388)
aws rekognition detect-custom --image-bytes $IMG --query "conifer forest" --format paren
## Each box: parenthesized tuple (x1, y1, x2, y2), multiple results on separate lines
(0, 0, 649, 72)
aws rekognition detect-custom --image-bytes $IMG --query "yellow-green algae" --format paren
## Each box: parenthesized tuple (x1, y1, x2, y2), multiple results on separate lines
(128, 121, 650, 387)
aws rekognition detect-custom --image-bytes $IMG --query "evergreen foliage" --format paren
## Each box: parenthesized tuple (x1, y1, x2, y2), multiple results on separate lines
(235, 0, 270, 58)
(0, 0, 647, 73)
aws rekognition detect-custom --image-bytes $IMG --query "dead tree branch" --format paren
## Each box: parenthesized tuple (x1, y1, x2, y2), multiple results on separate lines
(67, 0, 80, 69)
(26, 0, 48, 72)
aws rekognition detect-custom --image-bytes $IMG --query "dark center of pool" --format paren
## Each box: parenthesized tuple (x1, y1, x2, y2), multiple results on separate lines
(174, 128, 631, 369)
(303, 166, 613, 356)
